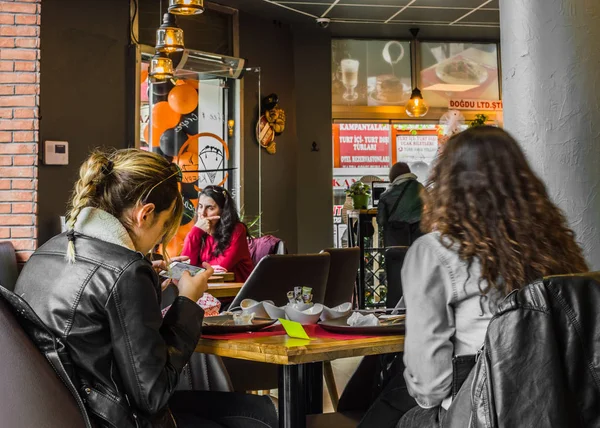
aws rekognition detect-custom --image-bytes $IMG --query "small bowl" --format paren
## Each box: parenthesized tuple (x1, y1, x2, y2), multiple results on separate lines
(285, 303, 324, 325)
(240, 299, 273, 319)
(320, 302, 353, 321)
(263, 301, 286, 320)
(287, 302, 312, 312)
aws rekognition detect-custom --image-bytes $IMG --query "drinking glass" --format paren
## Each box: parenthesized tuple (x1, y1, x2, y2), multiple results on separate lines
(341, 59, 359, 101)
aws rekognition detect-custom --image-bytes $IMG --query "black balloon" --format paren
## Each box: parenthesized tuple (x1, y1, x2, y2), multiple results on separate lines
(159, 127, 188, 157)
(178, 112, 199, 136)
(150, 146, 173, 163)
(180, 182, 199, 200)
(151, 80, 175, 103)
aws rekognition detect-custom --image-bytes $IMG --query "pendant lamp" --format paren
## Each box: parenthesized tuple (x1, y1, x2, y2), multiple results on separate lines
(156, 13, 184, 53)
(149, 53, 174, 82)
(168, 0, 204, 15)
(405, 28, 429, 118)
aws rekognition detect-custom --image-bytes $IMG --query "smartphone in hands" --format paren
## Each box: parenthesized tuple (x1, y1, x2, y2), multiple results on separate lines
(159, 262, 206, 281)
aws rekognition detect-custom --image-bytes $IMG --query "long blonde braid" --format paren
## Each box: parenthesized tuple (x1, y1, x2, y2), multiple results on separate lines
(65, 151, 111, 262)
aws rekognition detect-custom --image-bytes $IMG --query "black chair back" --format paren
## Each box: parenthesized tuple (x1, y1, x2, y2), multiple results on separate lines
(384, 246, 408, 309)
(321, 247, 360, 307)
(230, 253, 330, 308)
(0, 242, 18, 291)
(0, 298, 86, 427)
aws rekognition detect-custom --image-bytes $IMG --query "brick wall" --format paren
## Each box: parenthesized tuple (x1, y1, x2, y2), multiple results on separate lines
(0, 0, 40, 264)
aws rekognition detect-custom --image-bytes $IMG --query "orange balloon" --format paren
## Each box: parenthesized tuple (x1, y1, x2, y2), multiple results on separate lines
(152, 101, 181, 130)
(168, 84, 198, 115)
(140, 70, 148, 83)
(143, 124, 164, 148)
(177, 151, 199, 183)
(186, 79, 199, 89)
(165, 235, 185, 258)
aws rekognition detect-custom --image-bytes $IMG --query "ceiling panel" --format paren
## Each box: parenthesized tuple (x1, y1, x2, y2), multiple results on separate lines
(414, 0, 490, 7)
(284, 3, 330, 16)
(458, 9, 499, 23)
(275, 0, 333, 3)
(328, 5, 401, 20)
(337, 0, 410, 5)
(394, 7, 466, 23)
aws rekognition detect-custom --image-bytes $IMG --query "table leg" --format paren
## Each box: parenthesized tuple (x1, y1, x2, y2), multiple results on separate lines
(301, 362, 323, 415)
(357, 215, 366, 309)
(278, 365, 305, 428)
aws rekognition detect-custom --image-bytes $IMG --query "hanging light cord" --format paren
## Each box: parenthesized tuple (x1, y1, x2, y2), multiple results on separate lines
(130, 0, 139, 44)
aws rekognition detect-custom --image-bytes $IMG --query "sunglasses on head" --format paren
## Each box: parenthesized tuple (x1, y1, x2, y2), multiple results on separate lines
(143, 163, 182, 203)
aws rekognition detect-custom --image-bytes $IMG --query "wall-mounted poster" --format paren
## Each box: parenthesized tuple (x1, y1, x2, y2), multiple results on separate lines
(420, 42, 500, 108)
(332, 39, 411, 107)
(333, 123, 391, 169)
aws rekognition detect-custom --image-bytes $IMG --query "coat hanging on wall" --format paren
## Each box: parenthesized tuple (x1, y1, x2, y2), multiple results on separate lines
(256, 93, 286, 154)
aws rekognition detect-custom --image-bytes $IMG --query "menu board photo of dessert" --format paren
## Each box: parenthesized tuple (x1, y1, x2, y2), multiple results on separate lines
(419, 42, 500, 108)
(332, 39, 411, 107)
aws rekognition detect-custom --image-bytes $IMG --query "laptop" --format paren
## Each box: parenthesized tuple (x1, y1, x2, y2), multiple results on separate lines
(371, 181, 390, 207)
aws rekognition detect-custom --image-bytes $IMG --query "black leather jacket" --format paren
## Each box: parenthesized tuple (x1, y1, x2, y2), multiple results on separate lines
(14, 232, 205, 428)
(445, 273, 600, 427)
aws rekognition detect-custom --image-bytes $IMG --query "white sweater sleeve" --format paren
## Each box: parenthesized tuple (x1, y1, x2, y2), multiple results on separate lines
(401, 236, 455, 408)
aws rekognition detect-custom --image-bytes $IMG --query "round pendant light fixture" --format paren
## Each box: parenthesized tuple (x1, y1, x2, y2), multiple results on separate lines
(149, 53, 174, 82)
(405, 88, 429, 118)
(405, 28, 429, 118)
(156, 13, 184, 53)
(168, 0, 205, 15)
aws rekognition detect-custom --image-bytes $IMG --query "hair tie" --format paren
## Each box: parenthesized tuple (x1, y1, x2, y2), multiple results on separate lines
(67, 229, 76, 242)
(101, 160, 114, 176)
(222, 190, 227, 198)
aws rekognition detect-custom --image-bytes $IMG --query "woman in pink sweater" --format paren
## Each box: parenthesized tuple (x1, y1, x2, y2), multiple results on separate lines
(181, 185, 254, 282)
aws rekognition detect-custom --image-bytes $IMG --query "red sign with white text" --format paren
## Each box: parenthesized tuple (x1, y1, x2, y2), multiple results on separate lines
(334, 123, 390, 169)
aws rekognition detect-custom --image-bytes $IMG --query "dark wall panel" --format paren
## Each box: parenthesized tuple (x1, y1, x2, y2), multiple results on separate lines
(239, 13, 298, 253)
(293, 27, 333, 254)
(39, 0, 130, 244)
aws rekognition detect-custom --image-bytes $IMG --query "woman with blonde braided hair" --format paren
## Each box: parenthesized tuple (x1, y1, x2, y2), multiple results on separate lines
(359, 126, 588, 427)
(14, 148, 277, 428)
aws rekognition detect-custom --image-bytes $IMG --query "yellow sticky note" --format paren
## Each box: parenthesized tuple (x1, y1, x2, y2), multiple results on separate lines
(279, 318, 310, 340)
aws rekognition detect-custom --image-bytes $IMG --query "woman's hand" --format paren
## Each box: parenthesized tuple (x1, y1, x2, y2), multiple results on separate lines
(195, 215, 220, 235)
(152, 256, 190, 291)
(176, 262, 214, 303)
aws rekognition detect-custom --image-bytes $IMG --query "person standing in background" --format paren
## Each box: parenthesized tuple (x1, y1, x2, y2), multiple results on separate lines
(377, 162, 424, 247)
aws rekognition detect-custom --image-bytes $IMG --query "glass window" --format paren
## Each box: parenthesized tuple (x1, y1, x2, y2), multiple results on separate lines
(332, 39, 412, 107)
(419, 42, 500, 108)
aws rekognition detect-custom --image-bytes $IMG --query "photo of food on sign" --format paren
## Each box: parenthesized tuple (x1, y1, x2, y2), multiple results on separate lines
(419, 42, 500, 108)
(332, 39, 411, 107)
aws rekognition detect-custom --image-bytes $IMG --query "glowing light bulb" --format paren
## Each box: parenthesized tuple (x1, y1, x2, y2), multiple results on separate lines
(156, 13, 184, 53)
(149, 54, 174, 82)
(405, 88, 429, 118)
(168, 0, 204, 15)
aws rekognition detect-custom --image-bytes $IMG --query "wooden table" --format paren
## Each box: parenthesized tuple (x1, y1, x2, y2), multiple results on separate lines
(207, 282, 243, 299)
(196, 333, 404, 428)
(208, 272, 235, 283)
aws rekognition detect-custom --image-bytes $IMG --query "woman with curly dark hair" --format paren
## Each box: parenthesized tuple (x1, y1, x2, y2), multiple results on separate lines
(181, 185, 254, 281)
(359, 126, 588, 427)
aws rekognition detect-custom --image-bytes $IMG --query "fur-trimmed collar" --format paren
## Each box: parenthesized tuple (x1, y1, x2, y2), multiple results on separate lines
(74, 207, 136, 251)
